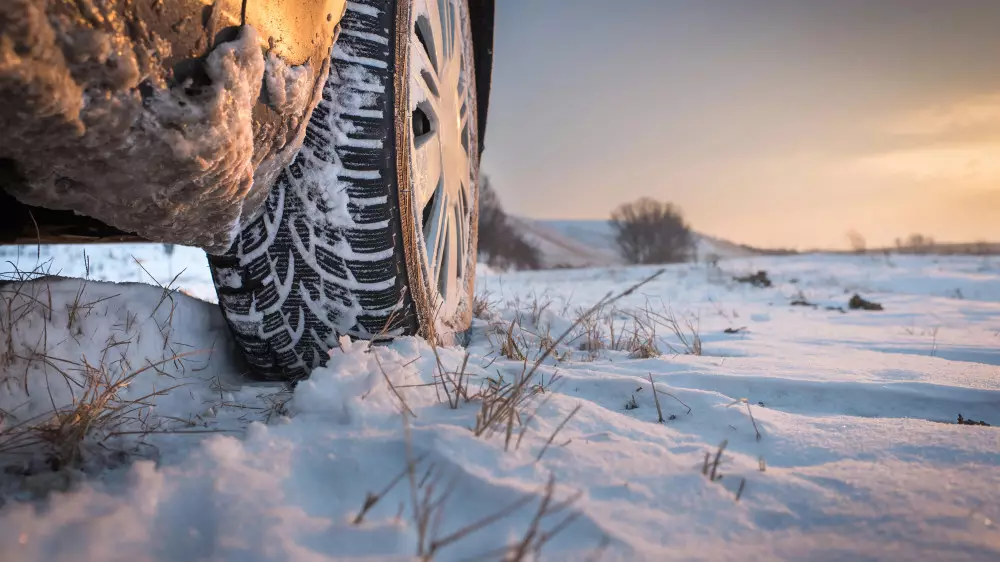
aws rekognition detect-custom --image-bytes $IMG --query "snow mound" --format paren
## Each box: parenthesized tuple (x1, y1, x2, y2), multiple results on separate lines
(0, 276, 266, 459)
(1, 252, 999, 560)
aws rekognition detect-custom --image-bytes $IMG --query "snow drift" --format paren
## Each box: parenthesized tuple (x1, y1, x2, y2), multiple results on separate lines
(0, 246, 998, 561)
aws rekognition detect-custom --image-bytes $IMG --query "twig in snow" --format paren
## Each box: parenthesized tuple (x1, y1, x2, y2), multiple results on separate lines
(504, 474, 583, 561)
(536, 404, 581, 462)
(727, 398, 762, 441)
(456, 474, 584, 562)
(702, 440, 727, 482)
(649, 373, 692, 415)
(372, 350, 416, 418)
(645, 306, 702, 356)
(647, 373, 664, 423)
(746, 401, 761, 441)
(393, 400, 588, 560)
(354, 452, 430, 525)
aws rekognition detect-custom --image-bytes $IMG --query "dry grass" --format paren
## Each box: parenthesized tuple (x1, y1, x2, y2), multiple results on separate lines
(645, 306, 702, 356)
(391, 270, 670, 471)
(472, 291, 496, 320)
(628, 338, 660, 359)
(479, 286, 678, 366)
(349, 413, 600, 561)
(701, 440, 749, 503)
(648, 373, 692, 415)
(471, 270, 665, 448)
(365, 305, 419, 417)
(545, 298, 706, 363)
(624, 395, 639, 411)
(398, 270, 668, 459)
(132, 256, 191, 360)
(0, 257, 216, 486)
(647, 373, 665, 423)
(432, 347, 473, 410)
(0, 354, 189, 470)
(701, 440, 727, 482)
(727, 397, 762, 441)
(498, 318, 528, 361)
(527, 292, 553, 327)
(211, 383, 295, 426)
(410, 463, 583, 561)
(1, 257, 59, 371)
(570, 301, 698, 361)
(575, 309, 606, 360)
(471, 371, 541, 447)
(618, 309, 662, 359)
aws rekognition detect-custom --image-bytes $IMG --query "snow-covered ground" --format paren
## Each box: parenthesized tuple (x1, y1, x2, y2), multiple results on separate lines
(0, 244, 220, 303)
(1, 245, 999, 561)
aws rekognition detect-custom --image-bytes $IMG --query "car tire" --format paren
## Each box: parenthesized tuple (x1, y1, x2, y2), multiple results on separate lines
(208, 0, 480, 381)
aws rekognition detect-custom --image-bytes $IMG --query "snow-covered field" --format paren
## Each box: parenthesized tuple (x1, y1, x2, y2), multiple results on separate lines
(1, 245, 999, 561)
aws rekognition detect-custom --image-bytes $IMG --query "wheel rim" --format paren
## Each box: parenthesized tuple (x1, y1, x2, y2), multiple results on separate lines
(403, 0, 478, 339)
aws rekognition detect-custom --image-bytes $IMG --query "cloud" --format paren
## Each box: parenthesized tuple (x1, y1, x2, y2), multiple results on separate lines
(886, 93, 1000, 138)
(856, 141, 1000, 184)
(855, 93, 1000, 184)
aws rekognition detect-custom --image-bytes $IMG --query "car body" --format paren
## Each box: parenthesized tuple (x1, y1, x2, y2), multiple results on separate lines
(1, 0, 495, 380)
(0, 0, 493, 254)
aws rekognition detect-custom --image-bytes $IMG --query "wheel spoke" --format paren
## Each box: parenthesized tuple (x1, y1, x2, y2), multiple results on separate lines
(426, 190, 450, 283)
(436, 218, 452, 298)
(453, 193, 465, 280)
(412, 124, 441, 211)
(440, 210, 459, 298)
(414, 0, 445, 74)
(410, 24, 441, 97)
(458, 101, 470, 154)
(448, 2, 459, 64)
(408, 0, 477, 327)
(410, 33, 444, 123)
(456, 58, 467, 98)
(436, 0, 451, 60)
(426, 0, 448, 70)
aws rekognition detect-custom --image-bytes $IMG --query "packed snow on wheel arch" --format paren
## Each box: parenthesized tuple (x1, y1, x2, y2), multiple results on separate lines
(0, 0, 497, 381)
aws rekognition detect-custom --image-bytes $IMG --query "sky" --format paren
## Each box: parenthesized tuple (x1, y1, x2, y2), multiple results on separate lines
(477, 0, 1000, 250)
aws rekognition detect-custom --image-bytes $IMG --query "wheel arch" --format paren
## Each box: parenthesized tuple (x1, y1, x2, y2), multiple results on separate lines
(468, 0, 495, 157)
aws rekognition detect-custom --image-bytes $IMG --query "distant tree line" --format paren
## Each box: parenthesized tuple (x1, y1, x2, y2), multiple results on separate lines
(477, 176, 541, 270)
(895, 234, 936, 253)
(841, 231, 998, 256)
(846, 232, 940, 254)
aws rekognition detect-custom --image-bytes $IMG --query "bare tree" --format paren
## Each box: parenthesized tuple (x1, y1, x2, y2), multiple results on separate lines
(846, 230, 866, 254)
(609, 198, 694, 264)
(907, 233, 935, 251)
(896, 233, 936, 254)
(477, 176, 542, 270)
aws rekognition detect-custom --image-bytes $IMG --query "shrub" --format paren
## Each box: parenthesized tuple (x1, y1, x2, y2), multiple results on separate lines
(609, 198, 694, 264)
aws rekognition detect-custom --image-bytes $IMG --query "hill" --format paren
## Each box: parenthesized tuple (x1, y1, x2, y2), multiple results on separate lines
(507, 217, 758, 268)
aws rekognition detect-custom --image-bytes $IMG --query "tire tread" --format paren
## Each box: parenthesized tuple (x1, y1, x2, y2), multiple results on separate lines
(209, 0, 415, 381)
